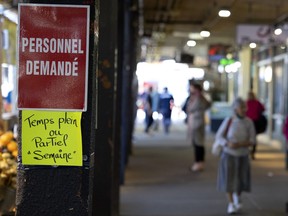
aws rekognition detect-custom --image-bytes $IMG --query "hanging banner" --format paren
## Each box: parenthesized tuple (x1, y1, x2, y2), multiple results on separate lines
(236, 24, 272, 45)
(18, 4, 90, 111)
(22, 110, 83, 166)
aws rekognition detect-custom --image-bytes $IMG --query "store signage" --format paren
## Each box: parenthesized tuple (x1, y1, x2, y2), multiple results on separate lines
(18, 4, 90, 111)
(22, 110, 83, 166)
(220, 58, 235, 66)
(236, 24, 273, 45)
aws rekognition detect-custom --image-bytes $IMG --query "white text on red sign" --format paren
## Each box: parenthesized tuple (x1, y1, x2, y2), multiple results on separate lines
(22, 37, 85, 77)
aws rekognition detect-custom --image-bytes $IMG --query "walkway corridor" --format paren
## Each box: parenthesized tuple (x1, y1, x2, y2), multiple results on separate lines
(120, 120, 288, 216)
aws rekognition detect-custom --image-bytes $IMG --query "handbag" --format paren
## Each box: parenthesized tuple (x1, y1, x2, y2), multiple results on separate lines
(256, 114, 267, 134)
(212, 117, 232, 156)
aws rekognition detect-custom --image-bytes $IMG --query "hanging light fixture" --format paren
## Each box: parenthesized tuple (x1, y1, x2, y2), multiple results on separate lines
(187, 40, 196, 47)
(274, 27, 282, 35)
(249, 42, 257, 49)
(218, 9, 231, 17)
(200, 30, 210, 37)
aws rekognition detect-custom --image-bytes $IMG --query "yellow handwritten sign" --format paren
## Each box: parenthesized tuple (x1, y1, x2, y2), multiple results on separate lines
(22, 110, 82, 166)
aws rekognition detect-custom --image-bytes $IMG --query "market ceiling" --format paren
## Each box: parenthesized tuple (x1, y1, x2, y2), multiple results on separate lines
(140, 0, 288, 62)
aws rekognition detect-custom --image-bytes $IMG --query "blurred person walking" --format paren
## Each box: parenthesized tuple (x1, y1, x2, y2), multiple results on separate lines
(186, 80, 211, 172)
(159, 87, 174, 134)
(246, 91, 266, 160)
(144, 86, 154, 133)
(283, 115, 288, 170)
(215, 97, 256, 214)
(151, 89, 160, 131)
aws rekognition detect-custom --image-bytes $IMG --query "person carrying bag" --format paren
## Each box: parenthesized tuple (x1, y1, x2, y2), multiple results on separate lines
(215, 98, 256, 214)
(212, 117, 232, 156)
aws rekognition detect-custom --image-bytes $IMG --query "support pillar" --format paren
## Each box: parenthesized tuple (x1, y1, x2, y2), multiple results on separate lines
(92, 0, 120, 215)
(238, 47, 252, 99)
(16, 0, 97, 215)
(119, 0, 139, 185)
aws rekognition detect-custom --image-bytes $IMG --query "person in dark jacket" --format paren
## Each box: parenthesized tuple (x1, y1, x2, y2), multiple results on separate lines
(246, 91, 265, 159)
(144, 86, 154, 133)
(159, 87, 174, 134)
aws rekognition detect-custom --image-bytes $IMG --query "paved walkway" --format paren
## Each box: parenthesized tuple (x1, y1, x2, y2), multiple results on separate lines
(120, 120, 288, 216)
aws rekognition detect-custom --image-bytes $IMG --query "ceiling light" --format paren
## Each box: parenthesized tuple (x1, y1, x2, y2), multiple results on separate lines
(162, 59, 176, 64)
(187, 40, 196, 47)
(234, 61, 241, 68)
(173, 31, 189, 37)
(188, 33, 203, 40)
(218, 65, 224, 73)
(226, 53, 233, 59)
(249, 42, 257, 49)
(200, 30, 210, 37)
(218, 9, 231, 17)
(187, 68, 205, 79)
(274, 28, 282, 35)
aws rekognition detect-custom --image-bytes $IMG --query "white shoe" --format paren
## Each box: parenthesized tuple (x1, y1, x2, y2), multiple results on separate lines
(227, 203, 237, 214)
(233, 193, 242, 212)
(191, 162, 204, 172)
(235, 203, 242, 212)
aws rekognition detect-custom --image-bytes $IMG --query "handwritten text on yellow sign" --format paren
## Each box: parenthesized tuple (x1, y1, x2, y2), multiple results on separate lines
(22, 111, 82, 166)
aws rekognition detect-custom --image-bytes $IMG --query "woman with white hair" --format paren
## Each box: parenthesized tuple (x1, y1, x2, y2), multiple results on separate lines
(215, 97, 256, 214)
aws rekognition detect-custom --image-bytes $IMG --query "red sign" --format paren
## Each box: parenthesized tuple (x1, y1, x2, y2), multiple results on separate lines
(18, 4, 90, 111)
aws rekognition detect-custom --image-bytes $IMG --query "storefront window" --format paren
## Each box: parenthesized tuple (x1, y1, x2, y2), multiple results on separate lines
(257, 48, 270, 61)
(258, 66, 268, 105)
(273, 61, 284, 114)
(273, 45, 287, 56)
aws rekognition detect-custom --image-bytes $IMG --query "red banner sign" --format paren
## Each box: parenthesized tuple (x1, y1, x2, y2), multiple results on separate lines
(18, 4, 90, 111)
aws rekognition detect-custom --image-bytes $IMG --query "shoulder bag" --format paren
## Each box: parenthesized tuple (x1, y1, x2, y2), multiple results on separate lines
(212, 117, 232, 156)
